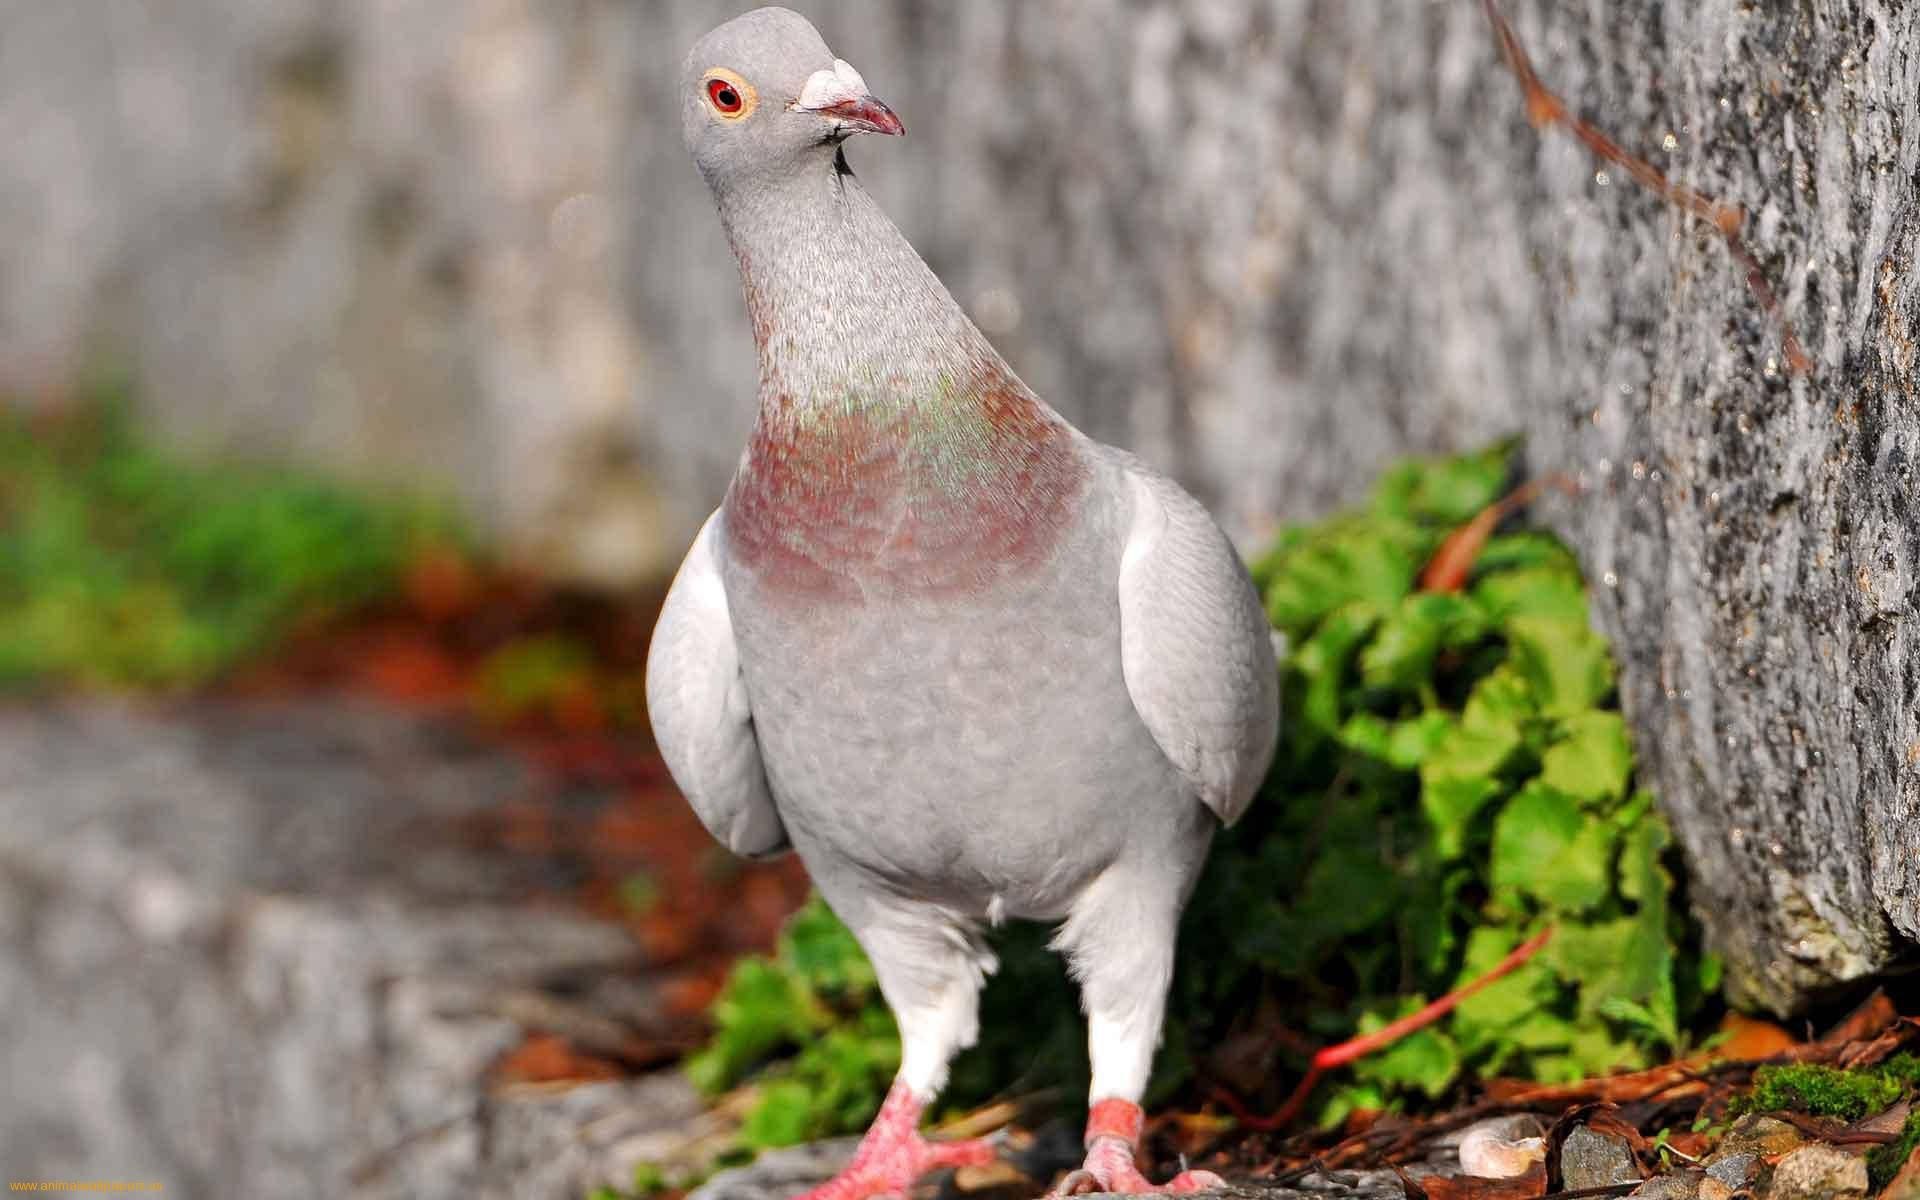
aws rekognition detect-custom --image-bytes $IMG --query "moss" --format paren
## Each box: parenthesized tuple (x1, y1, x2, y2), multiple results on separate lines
(1731, 1055, 1920, 1124)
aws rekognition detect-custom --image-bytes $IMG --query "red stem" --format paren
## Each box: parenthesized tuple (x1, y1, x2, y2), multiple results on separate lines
(1230, 926, 1557, 1132)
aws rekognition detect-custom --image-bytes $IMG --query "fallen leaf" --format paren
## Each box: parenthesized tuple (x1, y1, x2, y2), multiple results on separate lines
(493, 1033, 623, 1084)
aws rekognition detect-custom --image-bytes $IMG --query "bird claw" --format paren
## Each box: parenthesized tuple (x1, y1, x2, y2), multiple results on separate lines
(1050, 1139, 1228, 1196)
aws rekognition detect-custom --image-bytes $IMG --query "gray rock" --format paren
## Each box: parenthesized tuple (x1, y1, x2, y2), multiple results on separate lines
(1710, 1116, 1807, 1163)
(1561, 1125, 1644, 1190)
(691, 1139, 859, 1200)
(1707, 1152, 1764, 1189)
(1633, 1175, 1701, 1200)
(1765, 1146, 1869, 1200)
(1697, 1177, 1737, 1200)
(0, 699, 692, 1199)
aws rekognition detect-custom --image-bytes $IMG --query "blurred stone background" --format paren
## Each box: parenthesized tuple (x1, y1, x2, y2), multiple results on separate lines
(1, 0, 1915, 1027)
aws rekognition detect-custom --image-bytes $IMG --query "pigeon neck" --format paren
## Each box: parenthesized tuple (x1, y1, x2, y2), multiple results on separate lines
(714, 152, 1087, 598)
(717, 150, 1018, 427)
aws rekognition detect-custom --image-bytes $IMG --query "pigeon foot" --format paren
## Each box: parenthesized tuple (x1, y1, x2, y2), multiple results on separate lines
(1049, 1100, 1225, 1196)
(795, 1082, 995, 1200)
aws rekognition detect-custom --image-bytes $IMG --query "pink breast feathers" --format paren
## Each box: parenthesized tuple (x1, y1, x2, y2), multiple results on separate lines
(723, 371, 1087, 602)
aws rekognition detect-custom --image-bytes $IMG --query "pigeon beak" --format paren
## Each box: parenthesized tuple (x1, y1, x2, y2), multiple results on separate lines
(792, 58, 905, 137)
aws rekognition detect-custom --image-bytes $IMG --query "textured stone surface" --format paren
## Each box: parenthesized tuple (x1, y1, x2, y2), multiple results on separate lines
(1561, 1126, 1644, 1191)
(1, 1, 1915, 1007)
(0, 699, 697, 1199)
(1767, 1145, 1869, 1200)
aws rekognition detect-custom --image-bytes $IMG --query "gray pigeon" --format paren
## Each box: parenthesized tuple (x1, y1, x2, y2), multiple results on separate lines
(647, 9, 1280, 1197)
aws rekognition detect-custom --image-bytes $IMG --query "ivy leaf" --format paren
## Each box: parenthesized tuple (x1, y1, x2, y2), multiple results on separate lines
(742, 1079, 822, 1150)
(1489, 783, 1614, 912)
(1420, 774, 1503, 859)
(1292, 601, 1381, 736)
(1360, 592, 1488, 690)
(1317, 1082, 1390, 1130)
(1448, 927, 1561, 1044)
(1350, 1006, 1463, 1098)
(1506, 615, 1615, 716)
(1474, 564, 1590, 626)
(1371, 442, 1514, 525)
(1539, 711, 1633, 803)
(1264, 521, 1425, 637)
(1617, 802, 1671, 904)
(1298, 848, 1400, 937)
(1462, 664, 1535, 732)
(1471, 532, 1583, 576)
(1341, 709, 1455, 769)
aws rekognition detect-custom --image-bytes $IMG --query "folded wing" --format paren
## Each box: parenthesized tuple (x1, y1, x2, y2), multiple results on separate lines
(645, 511, 789, 858)
(1112, 456, 1280, 826)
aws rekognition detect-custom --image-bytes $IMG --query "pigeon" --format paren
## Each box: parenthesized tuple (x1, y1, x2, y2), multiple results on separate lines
(648, 9, 1280, 1197)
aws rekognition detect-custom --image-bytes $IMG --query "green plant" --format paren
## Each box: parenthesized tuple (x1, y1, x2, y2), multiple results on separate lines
(1729, 1055, 1920, 1123)
(687, 896, 904, 1151)
(1721, 1056, 1920, 1192)
(684, 442, 1716, 1150)
(0, 382, 459, 689)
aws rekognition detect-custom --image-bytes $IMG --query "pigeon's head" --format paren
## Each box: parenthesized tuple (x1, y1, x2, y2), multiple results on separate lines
(682, 7, 902, 193)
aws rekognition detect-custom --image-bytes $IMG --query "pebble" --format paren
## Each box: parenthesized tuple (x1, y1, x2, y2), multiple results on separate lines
(1767, 1145, 1868, 1200)
(1561, 1125, 1644, 1190)
(1706, 1152, 1763, 1189)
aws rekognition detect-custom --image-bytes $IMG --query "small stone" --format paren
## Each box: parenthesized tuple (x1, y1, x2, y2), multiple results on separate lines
(1696, 1175, 1736, 1200)
(1711, 1116, 1808, 1161)
(1766, 1145, 1868, 1200)
(1707, 1153, 1763, 1189)
(1562, 1125, 1644, 1190)
(1632, 1174, 1699, 1200)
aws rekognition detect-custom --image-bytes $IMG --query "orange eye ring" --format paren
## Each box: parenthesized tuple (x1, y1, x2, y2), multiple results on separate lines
(702, 68, 757, 121)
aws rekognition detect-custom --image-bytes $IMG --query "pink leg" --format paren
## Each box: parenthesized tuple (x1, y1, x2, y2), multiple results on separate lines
(1051, 1100, 1225, 1196)
(793, 1080, 996, 1200)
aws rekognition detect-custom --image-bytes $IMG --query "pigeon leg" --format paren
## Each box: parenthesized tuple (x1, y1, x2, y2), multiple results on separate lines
(1051, 1099, 1224, 1196)
(793, 1079, 995, 1200)
(796, 898, 999, 1200)
(1051, 869, 1224, 1196)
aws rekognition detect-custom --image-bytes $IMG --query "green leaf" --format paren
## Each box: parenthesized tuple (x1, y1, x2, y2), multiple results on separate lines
(1462, 665, 1536, 733)
(742, 1079, 823, 1149)
(1474, 564, 1590, 626)
(1448, 926, 1561, 1042)
(1291, 601, 1382, 736)
(1297, 848, 1400, 937)
(1420, 774, 1503, 860)
(1360, 592, 1488, 690)
(1340, 709, 1454, 769)
(1539, 711, 1633, 803)
(1489, 783, 1614, 912)
(1371, 442, 1514, 525)
(1351, 1021, 1462, 1099)
(780, 896, 877, 998)
(1472, 532, 1583, 576)
(1263, 518, 1426, 638)
(1317, 1082, 1390, 1130)
(1506, 615, 1615, 717)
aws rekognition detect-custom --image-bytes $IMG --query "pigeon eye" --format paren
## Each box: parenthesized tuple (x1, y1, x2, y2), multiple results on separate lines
(703, 70, 756, 120)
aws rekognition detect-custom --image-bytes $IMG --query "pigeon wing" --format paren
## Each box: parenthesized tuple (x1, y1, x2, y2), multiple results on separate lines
(645, 510, 789, 858)
(1112, 455, 1280, 827)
